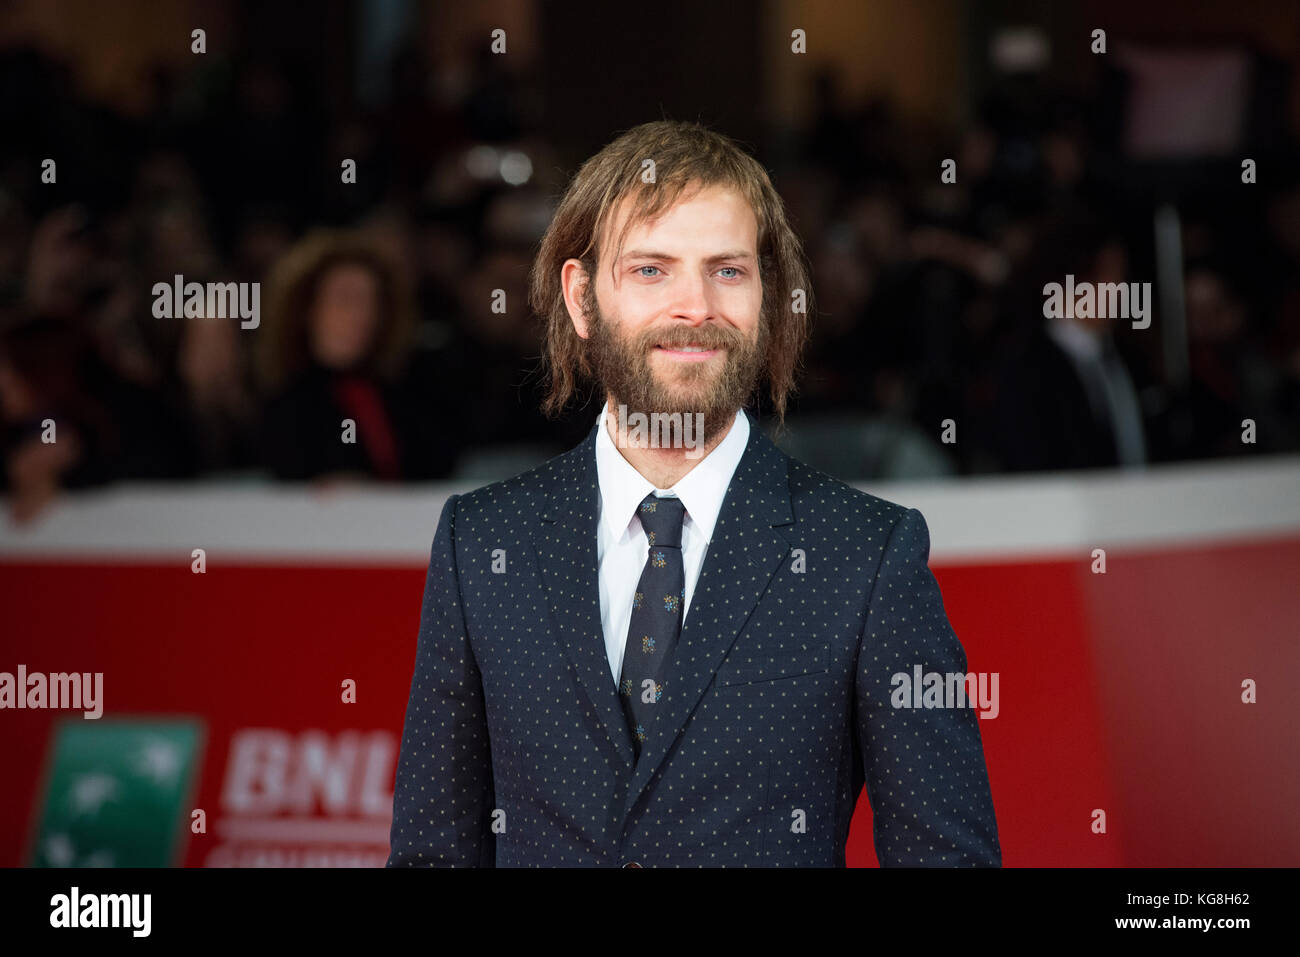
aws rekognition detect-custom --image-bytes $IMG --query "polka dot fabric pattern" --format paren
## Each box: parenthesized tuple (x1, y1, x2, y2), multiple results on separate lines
(387, 411, 1001, 867)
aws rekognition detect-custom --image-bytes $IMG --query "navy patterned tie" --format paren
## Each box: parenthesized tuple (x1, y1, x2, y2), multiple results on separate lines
(618, 492, 687, 757)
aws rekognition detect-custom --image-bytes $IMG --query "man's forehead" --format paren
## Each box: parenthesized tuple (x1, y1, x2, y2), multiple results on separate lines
(600, 184, 757, 258)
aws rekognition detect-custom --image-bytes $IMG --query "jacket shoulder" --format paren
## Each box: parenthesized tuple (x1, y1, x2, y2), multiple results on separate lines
(783, 453, 913, 535)
(444, 443, 579, 523)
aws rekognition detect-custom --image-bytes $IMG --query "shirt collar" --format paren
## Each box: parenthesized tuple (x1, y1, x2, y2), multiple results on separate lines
(595, 405, 750, 545)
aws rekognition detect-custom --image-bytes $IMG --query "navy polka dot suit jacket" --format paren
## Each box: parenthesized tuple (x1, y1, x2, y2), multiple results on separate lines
(388, 409, 1001, 867)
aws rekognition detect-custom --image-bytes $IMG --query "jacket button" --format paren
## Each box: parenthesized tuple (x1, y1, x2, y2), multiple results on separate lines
(622, 861, 641, 868)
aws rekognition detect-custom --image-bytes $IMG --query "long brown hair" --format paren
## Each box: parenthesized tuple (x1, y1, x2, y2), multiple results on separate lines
(257, 229, 415, 393)
(528, 120, 814, 424)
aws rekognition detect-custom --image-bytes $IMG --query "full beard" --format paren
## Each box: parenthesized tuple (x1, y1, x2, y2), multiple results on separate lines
(585, 293, 769, 449)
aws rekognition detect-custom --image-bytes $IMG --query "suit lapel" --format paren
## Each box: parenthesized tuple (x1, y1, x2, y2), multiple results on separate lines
(529, 417, 638, 771)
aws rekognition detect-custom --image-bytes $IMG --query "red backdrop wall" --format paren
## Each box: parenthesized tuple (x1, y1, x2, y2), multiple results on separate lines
(4, 530, 1296, 866)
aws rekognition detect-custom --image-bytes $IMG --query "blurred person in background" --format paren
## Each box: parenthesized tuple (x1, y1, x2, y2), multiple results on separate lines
(177, 313, 259, 475)
(256, 229, 457, 482)
(416, 187, 592, 478)
(1171, 256, 1292, 460)
(0, 191, 199, 523)
(0, 314, 192, 523)
(990, 214, 1150, 472)
(1267, 183, 1300, 447)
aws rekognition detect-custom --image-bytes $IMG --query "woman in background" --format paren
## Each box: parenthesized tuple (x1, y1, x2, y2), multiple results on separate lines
(257, 229, 456, 481)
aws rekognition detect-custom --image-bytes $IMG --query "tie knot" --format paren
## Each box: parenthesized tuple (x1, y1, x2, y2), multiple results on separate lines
(637, 493, 686, 549)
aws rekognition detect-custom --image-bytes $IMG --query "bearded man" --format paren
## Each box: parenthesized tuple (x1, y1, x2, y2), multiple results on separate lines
(388, 120, 1001, 868)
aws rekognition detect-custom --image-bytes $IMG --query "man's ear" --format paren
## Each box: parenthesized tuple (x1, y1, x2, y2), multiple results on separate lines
(561, 259, 592, 339)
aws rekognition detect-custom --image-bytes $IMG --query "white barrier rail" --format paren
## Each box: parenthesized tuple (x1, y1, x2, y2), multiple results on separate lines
(1, 455, 1298, 564)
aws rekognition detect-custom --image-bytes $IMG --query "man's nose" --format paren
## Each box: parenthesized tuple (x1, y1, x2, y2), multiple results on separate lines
(667, 271, 713, 323)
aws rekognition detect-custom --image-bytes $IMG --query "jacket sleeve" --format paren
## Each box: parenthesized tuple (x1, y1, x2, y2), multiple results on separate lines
(387, 494, 497, 866)
(854, 507, 1002, 866)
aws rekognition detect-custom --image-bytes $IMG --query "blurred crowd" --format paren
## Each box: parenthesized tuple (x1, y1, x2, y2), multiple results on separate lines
(1, 41, 1298, 521)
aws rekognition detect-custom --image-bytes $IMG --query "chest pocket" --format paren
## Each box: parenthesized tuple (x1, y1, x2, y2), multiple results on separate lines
(713, 641, 829, 688)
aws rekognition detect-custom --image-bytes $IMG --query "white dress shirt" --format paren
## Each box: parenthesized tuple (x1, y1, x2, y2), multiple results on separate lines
(594, 405, 751, 688)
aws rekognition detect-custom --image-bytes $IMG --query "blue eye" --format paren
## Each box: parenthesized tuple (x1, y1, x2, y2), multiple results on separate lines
(637, 265, 661, 277)
(718, 267, 740, 279)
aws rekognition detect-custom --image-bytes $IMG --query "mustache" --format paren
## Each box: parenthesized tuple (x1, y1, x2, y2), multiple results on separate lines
(638, 328, 743, 350)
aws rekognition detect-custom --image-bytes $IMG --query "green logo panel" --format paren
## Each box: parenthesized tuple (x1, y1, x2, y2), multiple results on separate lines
(30, 718, 203, 867)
